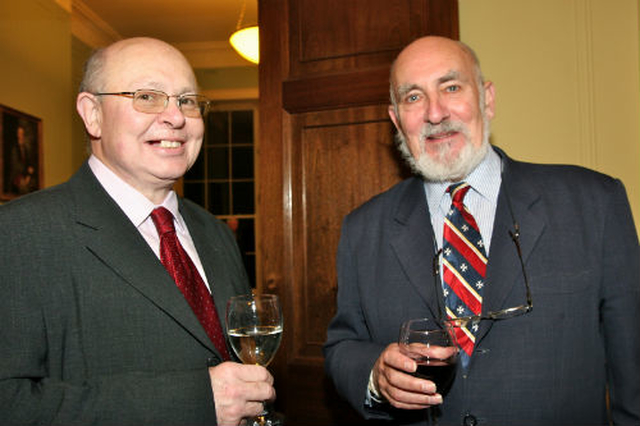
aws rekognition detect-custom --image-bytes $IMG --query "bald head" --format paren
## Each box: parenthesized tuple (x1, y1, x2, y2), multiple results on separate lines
(79, 37, 196, 94)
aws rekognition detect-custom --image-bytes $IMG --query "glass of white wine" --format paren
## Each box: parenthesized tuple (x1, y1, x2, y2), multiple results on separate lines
(226, 293, 283, 426)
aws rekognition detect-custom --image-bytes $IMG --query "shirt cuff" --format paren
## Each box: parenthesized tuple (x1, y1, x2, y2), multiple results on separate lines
(366, 370, 386, 405)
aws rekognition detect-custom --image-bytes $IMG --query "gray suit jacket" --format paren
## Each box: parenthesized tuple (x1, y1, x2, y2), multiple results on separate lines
(324, 148, 640, 425)
(0, 162, 251, 425)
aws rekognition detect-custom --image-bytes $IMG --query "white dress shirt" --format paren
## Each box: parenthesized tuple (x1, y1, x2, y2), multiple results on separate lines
(88, 155, 212, 291)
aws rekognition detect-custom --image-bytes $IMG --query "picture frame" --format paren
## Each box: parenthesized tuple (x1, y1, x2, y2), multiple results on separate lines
(0, 104, 43, 201)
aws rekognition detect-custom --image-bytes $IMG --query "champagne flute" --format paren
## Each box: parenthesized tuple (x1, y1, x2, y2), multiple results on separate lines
(398, 318, 458, 425)
(226, 293, 283, 426)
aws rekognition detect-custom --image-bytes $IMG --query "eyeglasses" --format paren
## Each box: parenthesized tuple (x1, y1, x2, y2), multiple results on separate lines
(93, 89, 210, 118)
(433, 221, 533, 328)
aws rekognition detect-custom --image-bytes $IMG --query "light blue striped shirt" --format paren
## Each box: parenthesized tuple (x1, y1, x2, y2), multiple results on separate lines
(424, 148, 502, 255)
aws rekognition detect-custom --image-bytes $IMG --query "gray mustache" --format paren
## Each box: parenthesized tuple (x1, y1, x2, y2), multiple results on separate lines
(422, 121, 467, 138)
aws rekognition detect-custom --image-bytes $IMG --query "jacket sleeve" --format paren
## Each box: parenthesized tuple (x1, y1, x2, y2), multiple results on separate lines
(600, 180, 640, 424)
(323, 217, 393, 420)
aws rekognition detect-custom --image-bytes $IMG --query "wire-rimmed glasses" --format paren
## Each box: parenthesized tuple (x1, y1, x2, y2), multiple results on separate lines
(93, 89, 210, 118)
(433, 222, 533, 328)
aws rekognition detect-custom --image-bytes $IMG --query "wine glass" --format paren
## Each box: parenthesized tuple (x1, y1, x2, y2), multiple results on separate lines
(226, 293, 283, 426)
(398, 318, 458, 425)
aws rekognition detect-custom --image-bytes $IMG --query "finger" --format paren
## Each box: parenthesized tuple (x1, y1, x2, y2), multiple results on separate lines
(385, 384, 443, 409)
(389, 395, 442, 411)
(382, 367, 437, 395)
(246, 400, 267, 418)
(212, 362, 274, 387)
(380, 372, 442, 409)
(232, 363, 274, 383)
(245, 380, 276, 404)
(381, 343, 415, 371)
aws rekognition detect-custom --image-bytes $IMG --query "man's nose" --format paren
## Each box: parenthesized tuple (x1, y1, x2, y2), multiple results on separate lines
(159, 97, 187, 127)
(425, 95, 450, 124)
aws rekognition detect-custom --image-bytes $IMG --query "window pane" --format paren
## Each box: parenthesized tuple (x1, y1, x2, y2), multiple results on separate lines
(237, 218, 255, 252)
(209, 182, 230, 215)
(183, 182, 205, 205)
(232, 147, 254, 179)
(208, 146, 229, 179)
(232, 182, 254, 214)
(207, 111, 229, 146)
(231, 110, 253, 144)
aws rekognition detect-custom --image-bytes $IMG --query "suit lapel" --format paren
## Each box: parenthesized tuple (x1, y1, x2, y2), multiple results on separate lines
(476, 155, 546, 343)
(68, 164, 216, 352)
(389, 178, 443, 321)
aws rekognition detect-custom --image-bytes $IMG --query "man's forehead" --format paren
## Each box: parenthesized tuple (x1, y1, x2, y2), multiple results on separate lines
(102, 42, 196, 89)
(394, 65, 471, 91)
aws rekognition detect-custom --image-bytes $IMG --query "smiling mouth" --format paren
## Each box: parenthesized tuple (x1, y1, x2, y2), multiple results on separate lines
(151, 140, 183, 148)
(427, 131, 458, 141)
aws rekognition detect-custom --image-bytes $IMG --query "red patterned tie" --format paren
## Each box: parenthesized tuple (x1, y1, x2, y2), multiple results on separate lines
(443, 183, 487, 367)
(151, 207, 230, 360)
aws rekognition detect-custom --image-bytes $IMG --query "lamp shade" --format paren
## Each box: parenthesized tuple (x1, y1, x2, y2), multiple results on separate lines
(229, 25, 259, 64)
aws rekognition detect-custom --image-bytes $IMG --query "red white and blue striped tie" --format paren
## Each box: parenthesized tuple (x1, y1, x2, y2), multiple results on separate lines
(443, 182, 487, 367)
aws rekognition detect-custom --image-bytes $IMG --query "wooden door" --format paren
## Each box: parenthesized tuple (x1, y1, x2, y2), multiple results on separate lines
(257, 1, 459, 424)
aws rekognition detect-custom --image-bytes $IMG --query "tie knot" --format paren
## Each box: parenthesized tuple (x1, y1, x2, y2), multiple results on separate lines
(151, 207, 175, 236)
(448, 182, 471, 204)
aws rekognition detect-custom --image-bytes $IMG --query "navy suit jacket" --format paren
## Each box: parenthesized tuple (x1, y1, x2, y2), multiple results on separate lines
(324, 148, 640, 425)
(0, 162, 251, 425)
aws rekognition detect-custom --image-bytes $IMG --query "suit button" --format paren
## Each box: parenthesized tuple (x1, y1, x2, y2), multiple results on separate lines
(463, 413, 478, 426)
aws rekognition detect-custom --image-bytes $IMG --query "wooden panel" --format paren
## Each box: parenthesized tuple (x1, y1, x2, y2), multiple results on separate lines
(288, 105, 408, 364)
(282, 67, 391, 113)
(289, 0, 459, 76)
(292, 0, 408, 63)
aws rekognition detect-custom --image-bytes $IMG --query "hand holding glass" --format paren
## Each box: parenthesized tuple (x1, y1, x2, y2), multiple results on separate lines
(398, 318, 458, 397)
(226, 294, 283, 426)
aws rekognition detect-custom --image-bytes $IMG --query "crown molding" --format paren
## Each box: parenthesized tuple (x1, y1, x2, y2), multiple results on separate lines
(54, 0, 71, 13)
(203, 87, 259, 101)
(71, 0, 121, 48)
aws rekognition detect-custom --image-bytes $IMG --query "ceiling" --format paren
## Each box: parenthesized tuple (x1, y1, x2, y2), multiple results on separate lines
(70, 0, 258, 68)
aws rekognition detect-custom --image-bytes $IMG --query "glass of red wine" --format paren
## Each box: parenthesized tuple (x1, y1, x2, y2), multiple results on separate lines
(398, 318, 459, 424)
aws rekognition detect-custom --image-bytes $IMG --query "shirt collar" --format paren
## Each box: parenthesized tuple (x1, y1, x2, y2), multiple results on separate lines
(424, 146, 502, 214)
(88, 155, 182, 229)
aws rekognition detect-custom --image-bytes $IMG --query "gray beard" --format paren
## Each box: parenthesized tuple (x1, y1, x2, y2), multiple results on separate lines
(395, 118, 491, 182)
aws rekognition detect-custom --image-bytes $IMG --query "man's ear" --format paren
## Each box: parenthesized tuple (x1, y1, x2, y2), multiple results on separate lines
(483, 81, 496, 120)
(76, 93, 102, 139)
(388, 104, 401, 131)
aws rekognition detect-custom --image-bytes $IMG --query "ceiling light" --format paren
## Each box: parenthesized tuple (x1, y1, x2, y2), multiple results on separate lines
(230, 26, 259, 64)
(229, 0, 259, 64)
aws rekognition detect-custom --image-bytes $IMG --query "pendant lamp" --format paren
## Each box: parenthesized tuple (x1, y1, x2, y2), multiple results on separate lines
(229, 0, 259, 64)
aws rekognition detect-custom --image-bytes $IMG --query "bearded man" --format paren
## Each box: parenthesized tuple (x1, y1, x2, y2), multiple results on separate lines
(323, 36, 639, 426)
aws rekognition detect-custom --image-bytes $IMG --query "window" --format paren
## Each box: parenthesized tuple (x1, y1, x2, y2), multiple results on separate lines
(183, 103, 257, 287)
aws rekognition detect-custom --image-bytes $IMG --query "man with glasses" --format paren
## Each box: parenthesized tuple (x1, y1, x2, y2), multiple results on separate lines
(324, 36, 639, 425)
(0, 37, 274, 425)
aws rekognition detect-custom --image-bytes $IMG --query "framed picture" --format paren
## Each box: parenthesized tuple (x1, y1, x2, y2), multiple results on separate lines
(0, 104, 43, 200)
